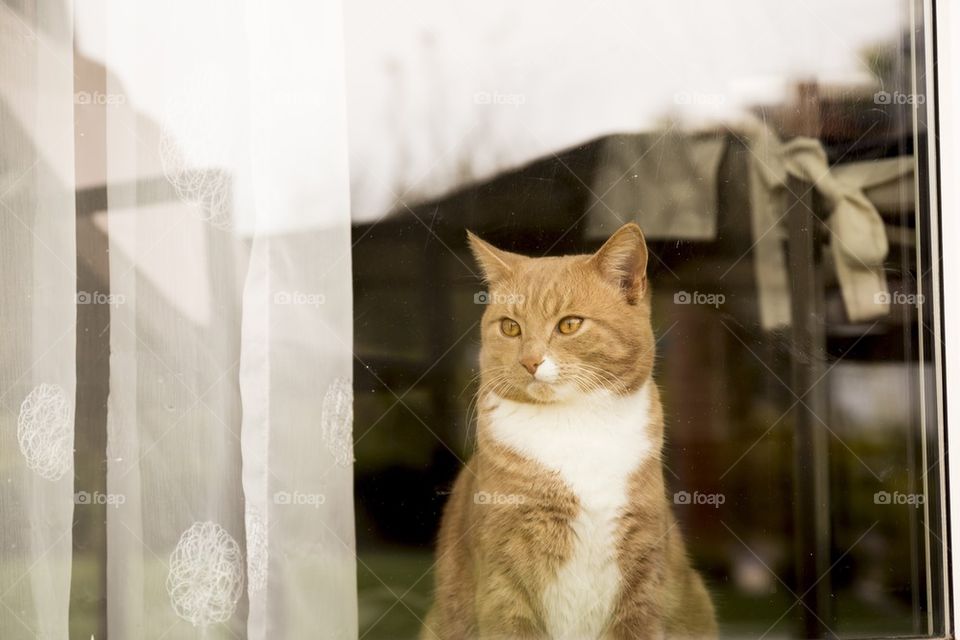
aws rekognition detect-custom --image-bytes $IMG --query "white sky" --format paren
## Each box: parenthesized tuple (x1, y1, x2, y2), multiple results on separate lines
(72, 1, 909, 223)
(343, 0, 907, 220)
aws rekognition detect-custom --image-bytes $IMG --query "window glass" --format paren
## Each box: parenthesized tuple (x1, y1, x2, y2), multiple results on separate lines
(347, 1, 945, 637)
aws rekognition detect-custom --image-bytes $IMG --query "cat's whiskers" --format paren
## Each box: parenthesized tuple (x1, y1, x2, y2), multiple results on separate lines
(460, 366, 512, 448)
(465, 364, 510, 387)
(558, 363, 613, 396)
(570, 360, 620, 381)
(467, 365, 512, 399)
(465, 371, 515, 447)
(568, 361, 628, 395)
(570, 367, 608, 389)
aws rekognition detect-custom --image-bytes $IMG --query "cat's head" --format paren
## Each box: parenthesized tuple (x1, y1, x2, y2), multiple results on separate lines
(469, 223, 655, 404)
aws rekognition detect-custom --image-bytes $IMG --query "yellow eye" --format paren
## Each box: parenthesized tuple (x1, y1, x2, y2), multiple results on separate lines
(500, 318, 521, 337)
(557, 316, 583, 335)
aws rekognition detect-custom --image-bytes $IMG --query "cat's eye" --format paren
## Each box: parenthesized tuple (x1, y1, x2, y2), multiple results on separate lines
(500, 318, 521, 337)
(557, 316, 583, 335)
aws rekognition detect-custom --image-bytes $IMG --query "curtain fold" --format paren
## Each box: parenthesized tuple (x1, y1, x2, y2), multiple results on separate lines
(0, 2, 77, 639)
(2, 0, 356, 638)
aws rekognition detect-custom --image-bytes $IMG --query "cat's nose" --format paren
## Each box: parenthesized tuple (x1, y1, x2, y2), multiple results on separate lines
(519, 356, 544, 375)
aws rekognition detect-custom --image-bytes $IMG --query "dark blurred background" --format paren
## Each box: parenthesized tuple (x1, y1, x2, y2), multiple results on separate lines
(350, 26, 944, 639)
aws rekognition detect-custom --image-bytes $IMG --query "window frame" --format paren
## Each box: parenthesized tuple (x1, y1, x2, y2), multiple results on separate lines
(933, 0, 960, 636)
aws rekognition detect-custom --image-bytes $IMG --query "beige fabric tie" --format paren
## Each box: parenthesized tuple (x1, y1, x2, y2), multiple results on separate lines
(746, 122, 893, 328)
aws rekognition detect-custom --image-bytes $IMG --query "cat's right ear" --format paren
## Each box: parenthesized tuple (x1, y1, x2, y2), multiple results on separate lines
(590, 223, 649, 304)
(467, 231, 522, 283)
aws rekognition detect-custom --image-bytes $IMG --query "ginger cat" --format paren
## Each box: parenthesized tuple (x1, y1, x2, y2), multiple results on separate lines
(423, 224, 717, 639)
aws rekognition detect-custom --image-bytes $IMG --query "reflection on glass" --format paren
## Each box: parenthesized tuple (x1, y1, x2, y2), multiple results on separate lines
(349, 1, 943, 638)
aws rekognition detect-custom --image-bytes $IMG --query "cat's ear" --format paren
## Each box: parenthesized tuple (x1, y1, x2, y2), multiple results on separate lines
(590, 223, 649, 304)
(467, 231, 523, 283)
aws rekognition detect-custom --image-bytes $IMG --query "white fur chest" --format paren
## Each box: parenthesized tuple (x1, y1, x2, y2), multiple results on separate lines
(486, 385, 655, 638)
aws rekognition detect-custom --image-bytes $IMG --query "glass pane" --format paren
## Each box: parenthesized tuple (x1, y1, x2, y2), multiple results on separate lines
(348, 1, 945, 638)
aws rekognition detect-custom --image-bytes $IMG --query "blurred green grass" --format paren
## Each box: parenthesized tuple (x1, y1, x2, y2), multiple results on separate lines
(357, 550, 918, 640)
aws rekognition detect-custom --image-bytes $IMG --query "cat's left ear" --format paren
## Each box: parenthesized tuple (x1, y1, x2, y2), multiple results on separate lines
(590, 223, 649, 304)
(467, 231, 524, 283)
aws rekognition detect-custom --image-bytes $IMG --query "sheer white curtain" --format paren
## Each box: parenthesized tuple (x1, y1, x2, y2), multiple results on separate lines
(2, 1, 357, 638)
(0, 2, 76, 638)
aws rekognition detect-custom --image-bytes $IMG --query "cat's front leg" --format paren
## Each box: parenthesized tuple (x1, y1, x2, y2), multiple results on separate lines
(607, 547, 668, 640)
(475, 573, 547, 640)
(605, 619, 666, 640)
(476, 609, 545, 640)
(476, 618, 545, 640)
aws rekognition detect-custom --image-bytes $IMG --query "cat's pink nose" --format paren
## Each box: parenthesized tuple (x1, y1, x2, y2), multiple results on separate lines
(520, 356, 543, 375)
